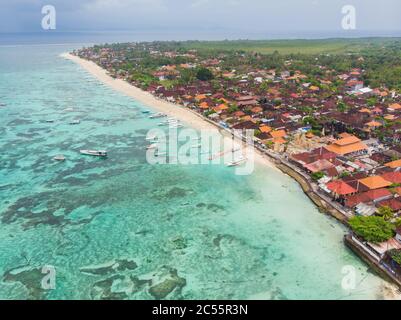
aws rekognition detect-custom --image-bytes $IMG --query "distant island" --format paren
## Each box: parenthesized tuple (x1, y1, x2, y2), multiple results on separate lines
(69, 38, 401, 288)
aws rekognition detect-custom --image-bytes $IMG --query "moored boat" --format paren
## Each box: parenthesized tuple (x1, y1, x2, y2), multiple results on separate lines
(149, 112, 167, 119)
(80, 150, 108, 157)
(53, 154, 66, 161)
(227, 156, 247, 167)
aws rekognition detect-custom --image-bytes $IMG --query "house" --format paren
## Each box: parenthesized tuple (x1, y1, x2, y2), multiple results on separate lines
(326, 180, 357, 198)
(381, 172, 401, 184)
(389, 103, 401, 112)
(358, 176, 392, 190)
(345, 188, 392, 208)
(325, 135, 368, 156)
(385, 159, 401, 169)
(346, 80, 364, 92)
(378, 199, 401, 212)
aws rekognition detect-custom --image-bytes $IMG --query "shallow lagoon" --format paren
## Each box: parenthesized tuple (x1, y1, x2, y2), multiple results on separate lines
(0, 45, 392, 300)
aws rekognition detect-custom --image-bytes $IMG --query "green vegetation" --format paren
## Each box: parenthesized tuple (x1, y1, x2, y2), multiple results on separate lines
(377, 206, 395, 221)
(177, 39, 392, 55)
(388, 249, 401, 266)
(349, 216, 395, 243)
(196, 67, 214, 81)
(311, 171, 325, 181)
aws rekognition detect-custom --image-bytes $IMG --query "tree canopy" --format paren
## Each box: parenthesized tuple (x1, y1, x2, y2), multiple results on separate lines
(196, 67, 214, 81)
(349, 216, 395, 244)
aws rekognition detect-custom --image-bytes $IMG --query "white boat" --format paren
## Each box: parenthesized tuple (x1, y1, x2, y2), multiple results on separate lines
(146, 135, 157, 141)
(170, 123, 183, 128)
(149, 112, 167, 119)
(149, 139, 166, 144)
(69, 120, 80, 125)
(80, 150, 108, 157)
(53, 155, 66, 161)
(227, 157, 247, 167)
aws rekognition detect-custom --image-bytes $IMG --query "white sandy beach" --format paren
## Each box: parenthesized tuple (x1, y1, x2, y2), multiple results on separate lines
(61, 52, 278, 170)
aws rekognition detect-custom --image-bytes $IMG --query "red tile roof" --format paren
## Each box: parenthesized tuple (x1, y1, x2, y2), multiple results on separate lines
(381, 172, 401, 184)
(326, 181, 357, 196)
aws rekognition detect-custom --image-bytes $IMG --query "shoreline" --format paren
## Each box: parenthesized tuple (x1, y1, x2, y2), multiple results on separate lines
(61, 52, 401, 297)
(60, 52, 278, 171)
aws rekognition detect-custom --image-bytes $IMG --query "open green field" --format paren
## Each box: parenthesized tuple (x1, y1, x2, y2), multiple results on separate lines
(179, 38, 401, 55)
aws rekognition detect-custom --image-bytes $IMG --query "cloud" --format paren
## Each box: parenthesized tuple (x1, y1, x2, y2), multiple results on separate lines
(0, 0, 400, 35)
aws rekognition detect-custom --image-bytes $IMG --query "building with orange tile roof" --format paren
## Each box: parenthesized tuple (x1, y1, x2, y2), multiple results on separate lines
(259, 125, 272, 133)
(385, 159, 401, 169)
(273, 137, 286, 144)
(325, 135, 368, 156)
(195, 94, 207, 101)
(270, 130, 287, 139)
(199, 102, 209, 109)
(365, 121, 382, 129)
(213, 104, 229, 112)
(251, 106, 263, 114)
(359, 108, 372, 114)
(358, 176, 392, 190)
(389, 103, 401, 111)
(384, 114, 396, 121)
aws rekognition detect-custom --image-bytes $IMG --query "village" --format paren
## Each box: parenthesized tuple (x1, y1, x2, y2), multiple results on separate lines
(74, 41, 401, 286)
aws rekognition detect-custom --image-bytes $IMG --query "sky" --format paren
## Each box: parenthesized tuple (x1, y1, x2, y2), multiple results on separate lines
(0, 0, 400, 38)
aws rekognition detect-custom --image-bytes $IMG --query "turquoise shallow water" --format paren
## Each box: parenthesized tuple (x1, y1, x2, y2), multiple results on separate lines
(0, 45, 391, 300)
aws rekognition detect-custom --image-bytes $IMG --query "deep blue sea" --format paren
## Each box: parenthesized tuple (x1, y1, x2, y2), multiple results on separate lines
(0, 36, 396, 299)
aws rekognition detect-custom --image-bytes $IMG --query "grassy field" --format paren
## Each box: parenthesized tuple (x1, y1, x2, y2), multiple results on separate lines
(179, 38, 401, 55)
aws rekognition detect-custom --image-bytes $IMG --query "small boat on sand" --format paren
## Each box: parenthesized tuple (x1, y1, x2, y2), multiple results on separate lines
(53, 155, 66, 161)
(80, 150, 107, 157)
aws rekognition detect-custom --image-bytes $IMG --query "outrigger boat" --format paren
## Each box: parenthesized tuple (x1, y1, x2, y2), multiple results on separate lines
(80, 150, 108, 157)
(69, 120, 80, 125)
(149, 112, 167, 119)
(142, 110, 151, 114)
(169, 123, 183, 128)
(53, 154, 66, 161)
(227, 156, 247, 167)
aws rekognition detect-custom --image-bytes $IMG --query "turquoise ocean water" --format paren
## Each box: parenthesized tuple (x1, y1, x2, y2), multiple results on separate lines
(0, 44, 392, 300)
